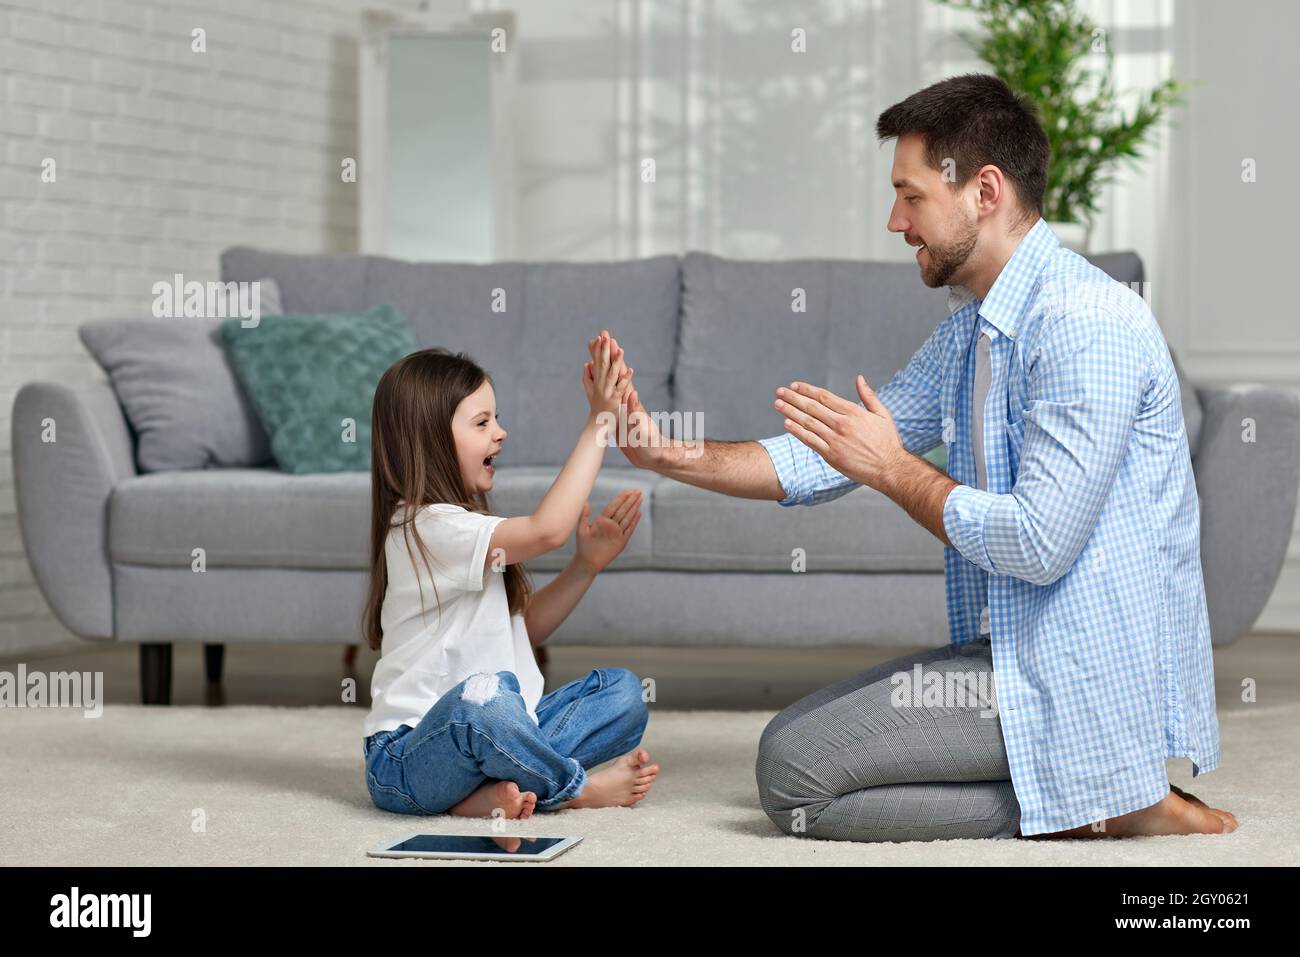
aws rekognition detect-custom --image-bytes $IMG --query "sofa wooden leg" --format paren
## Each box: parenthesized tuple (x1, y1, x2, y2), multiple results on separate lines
(204, 643, 225, 686)
(140, 643, 173, 705)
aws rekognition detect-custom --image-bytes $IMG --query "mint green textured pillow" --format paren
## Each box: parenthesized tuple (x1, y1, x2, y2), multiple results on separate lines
(221, 304, 417, 474)
(922, 443, 948, 470)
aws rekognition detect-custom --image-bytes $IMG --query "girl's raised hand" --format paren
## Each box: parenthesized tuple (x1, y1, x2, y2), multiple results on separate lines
(583, 329, 632, 418)
(574, 489, 642, 574)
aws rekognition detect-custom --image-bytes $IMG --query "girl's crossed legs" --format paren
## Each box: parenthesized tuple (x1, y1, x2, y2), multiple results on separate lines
(364, 667, 657, 817)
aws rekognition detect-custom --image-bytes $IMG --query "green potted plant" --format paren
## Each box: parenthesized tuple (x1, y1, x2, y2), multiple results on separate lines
(937, 0, 1187, 251)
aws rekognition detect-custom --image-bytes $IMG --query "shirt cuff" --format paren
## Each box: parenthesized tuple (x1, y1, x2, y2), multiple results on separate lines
(942, 483, 995, 570)
(755, 434, 800, 507)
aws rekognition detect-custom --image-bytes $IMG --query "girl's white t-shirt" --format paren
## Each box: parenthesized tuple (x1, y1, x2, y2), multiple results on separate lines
(364, 503, 544, 738)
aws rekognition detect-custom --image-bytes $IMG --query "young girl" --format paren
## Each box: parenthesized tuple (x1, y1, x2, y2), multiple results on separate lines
(361, 332, 659, 819)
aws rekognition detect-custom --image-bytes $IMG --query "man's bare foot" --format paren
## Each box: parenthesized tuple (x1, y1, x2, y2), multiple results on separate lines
(448, 780, 537, 819)
(1170, 784, 1238, 830)
(560, 749, 660, 809)
(1024, 789, 1237, 839)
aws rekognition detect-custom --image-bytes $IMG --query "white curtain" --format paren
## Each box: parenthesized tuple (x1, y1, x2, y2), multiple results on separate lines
(485, 0, 1177, 269)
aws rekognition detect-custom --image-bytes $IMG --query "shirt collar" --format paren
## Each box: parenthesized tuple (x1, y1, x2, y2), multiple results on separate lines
(946, 284, 977, 315)
(973, 217, 1059, 340)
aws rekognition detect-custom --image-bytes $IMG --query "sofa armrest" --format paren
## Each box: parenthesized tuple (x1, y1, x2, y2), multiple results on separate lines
(1193, 384, 1300, 645)
(11, 380, 137, 640)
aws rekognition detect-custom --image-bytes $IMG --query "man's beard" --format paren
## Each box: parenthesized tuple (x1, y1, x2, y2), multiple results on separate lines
(919, 212, 979, 288)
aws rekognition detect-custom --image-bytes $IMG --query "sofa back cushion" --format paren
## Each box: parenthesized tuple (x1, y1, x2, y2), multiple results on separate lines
(675, 253, 951, 441)
(223, 249, 680, 467)
(222, 248, 373, 314)
(675, 249, 1204, 454)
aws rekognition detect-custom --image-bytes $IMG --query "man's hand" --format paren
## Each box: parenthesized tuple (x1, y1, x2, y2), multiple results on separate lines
(616, 384, 679, 471)
(587, 331, 678, 472)
(773, 375, 907, 492)
(775, 374, 956, 546)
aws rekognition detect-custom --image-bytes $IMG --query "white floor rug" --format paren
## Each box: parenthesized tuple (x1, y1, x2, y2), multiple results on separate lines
(1, 703, 1294, 865)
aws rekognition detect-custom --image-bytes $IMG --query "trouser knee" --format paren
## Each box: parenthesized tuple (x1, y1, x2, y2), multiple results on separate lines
(755, 721, 827, 838)
(598, 667, 649, 736)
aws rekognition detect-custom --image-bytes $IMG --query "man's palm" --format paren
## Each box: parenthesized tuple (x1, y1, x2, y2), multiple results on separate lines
(619, 386, 665, 470)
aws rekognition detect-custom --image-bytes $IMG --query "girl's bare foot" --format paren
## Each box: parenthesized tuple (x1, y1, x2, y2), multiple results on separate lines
(448, 780, 537, 819)
(1025, 789, 1236, 839)
(1170, 784, 1238, 830)
(561, 749, 660, 809)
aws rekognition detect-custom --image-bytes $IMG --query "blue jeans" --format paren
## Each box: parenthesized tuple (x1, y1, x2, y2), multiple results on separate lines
(363, 667, 649, 814)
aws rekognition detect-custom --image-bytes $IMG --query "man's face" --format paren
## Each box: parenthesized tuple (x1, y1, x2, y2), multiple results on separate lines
(886, 133, 980, 288)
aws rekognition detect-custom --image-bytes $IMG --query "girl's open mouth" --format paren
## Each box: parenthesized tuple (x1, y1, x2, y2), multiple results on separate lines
(483, 455, 496, 474)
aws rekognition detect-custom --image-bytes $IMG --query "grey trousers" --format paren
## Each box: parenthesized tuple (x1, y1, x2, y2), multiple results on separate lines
(756, 638, 1021, 842)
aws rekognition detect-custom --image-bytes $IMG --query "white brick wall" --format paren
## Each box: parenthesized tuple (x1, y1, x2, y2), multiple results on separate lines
(0, 0, 422, 658)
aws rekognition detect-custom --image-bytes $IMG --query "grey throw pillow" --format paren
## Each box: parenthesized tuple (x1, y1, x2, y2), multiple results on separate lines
(79, 277, 284, 470)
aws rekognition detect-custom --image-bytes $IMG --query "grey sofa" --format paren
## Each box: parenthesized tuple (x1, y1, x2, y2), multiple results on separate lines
(12, 247, 1300, 703)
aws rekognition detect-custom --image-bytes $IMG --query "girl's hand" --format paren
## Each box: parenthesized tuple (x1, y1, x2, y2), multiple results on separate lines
(574, 489, 642, 574)
(583, 329, 632, 418)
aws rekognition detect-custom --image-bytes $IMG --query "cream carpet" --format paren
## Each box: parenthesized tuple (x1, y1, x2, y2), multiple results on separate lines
(1, 703, 1294, 866)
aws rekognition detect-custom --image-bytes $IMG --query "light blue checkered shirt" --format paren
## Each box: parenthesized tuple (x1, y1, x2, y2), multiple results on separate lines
(757, 218, 1220, 835)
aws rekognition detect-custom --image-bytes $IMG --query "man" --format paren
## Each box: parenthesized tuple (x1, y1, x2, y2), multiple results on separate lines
(607, 73, 1236, 841)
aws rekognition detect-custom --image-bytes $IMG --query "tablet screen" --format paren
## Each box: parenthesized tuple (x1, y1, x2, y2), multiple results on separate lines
(388, 835, 567, 856)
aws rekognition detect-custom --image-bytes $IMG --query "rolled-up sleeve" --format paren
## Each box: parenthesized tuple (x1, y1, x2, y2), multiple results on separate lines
(942, 483, 996, 567)
(756, 432, 856, 506)
(942, 309, 1149, 586)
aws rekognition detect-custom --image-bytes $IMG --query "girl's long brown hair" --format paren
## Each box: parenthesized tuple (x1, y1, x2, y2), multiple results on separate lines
(363, 348, 532, 651)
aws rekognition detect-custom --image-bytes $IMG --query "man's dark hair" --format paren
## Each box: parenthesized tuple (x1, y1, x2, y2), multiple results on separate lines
(876, 73, 1049, 225)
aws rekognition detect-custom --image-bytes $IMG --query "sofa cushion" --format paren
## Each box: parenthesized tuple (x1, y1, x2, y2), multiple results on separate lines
(111, 469, 371, 569)
(650, 478, 943, 572)
(109, 466, 656, 572)
(676, 249, 1205, 455)
(1083, 251, 1143, 287)
(221, 304, 417, 474)
(221, 248, 373, 314)
(222, 248, 680, 467)
(80, 307, 279, 472)
(675, 253, 952, 442)
(368, 256, 680, 469)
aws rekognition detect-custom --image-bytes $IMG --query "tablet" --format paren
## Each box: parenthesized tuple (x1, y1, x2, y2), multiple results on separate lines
(367, 833, 582, 862)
